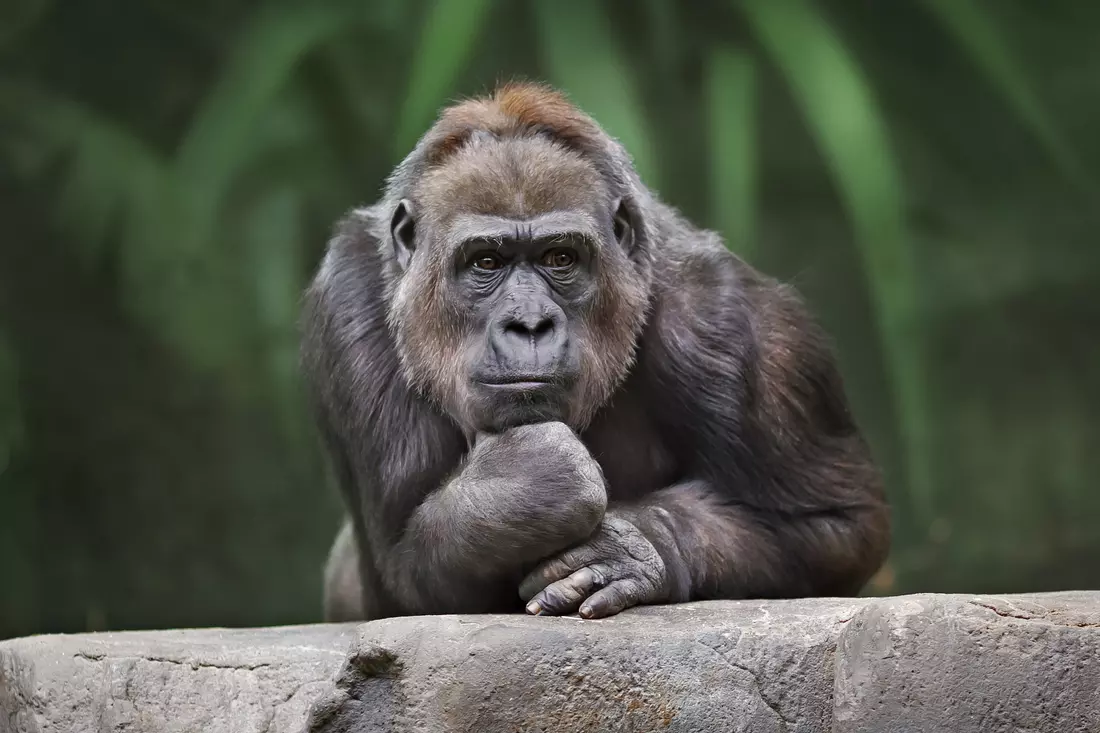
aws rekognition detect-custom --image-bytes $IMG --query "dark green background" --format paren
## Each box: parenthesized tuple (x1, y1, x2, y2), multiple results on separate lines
(2, 0, 1098, 640)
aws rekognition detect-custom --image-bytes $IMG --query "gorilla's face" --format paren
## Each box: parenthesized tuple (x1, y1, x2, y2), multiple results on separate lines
(449, 216, 595, 430)
(387, 135, 649, 434)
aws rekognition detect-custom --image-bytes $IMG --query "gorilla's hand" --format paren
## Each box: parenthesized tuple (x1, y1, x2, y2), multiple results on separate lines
(518, 514, 670, 619)
(464, 421, 608, 552)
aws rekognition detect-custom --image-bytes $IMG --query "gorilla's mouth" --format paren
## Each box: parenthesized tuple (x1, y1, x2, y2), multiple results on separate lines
(477, 377, 556, 391)
(469, 375, 570, 429)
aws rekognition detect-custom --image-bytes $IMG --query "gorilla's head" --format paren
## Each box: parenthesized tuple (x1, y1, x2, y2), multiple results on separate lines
(381, 85, 654, 433)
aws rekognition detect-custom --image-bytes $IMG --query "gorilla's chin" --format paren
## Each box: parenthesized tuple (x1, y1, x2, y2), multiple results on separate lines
(467, 380, 572, 433)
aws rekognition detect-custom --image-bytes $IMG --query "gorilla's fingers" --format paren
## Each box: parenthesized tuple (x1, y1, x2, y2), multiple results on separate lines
(518, 545, 597, 601)
(525, 564, 610, 615)
(578, 578, 647, 619)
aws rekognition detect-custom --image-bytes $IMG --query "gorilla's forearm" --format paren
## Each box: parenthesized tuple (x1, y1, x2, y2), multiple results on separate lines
(382, 478, 581, 611)
(381, 476, 531, 612)
(380, 422, 608, 613)
(612, 479, 888, 601)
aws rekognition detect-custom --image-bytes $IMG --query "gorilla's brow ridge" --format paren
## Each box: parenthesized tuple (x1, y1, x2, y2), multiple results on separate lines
(446, 213, 601, 253)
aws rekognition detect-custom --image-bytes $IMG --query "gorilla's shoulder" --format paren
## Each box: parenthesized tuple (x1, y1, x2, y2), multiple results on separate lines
(642, 214, 757, 371)
(651, 216, 746, 311)
(312, 207, 390, 295)
(329, 206, 384, 256)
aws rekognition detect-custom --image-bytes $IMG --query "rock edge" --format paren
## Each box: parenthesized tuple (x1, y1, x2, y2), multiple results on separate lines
(2, 592, 1098, 733)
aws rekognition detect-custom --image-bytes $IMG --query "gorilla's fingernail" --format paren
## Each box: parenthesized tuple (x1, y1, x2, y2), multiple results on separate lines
(526, 600, 541, 615)
(578, 604, 593, 618)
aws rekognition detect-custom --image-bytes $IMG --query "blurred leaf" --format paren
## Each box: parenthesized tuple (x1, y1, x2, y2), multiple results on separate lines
(240, 185, 307, 438)
(0, 330, 23, 477)
(0, 328, 37, 636)
(313, 39, 395, 155)
(0, 83, 252, 377)
(741, 0, 935, 521)
(364, 0, 416, 37)
(0, 66, 328, 384)
(392, 0, 495, 158)
(0, 0, 49, 49)
(54, 128, 166, 270)
(241, 186, 303, 341)
(0, 86, 232, 373)
(642, 0, 681, 74)
(706, 47, 757, 259)
(0, 81, 166, 269)
(921, 0, 1095, 196)
(175, 1, 361, 249)
(533, 0, 660, 187)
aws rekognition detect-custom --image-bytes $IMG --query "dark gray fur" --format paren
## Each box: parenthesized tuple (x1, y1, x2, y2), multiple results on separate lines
(302, 84, 890, 621)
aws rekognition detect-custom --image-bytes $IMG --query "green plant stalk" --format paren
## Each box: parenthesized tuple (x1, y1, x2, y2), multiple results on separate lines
(741, 0, 936, 525)
(706, 47, 758, 260)
(533, 0, 660, 187)
(392, 0, 496, 160)
(921, 0, 1096, 197)
(174, 1, 359, 252)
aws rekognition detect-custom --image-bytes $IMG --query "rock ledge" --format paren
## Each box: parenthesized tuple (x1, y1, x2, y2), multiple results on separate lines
(2, 592, 1098, 732)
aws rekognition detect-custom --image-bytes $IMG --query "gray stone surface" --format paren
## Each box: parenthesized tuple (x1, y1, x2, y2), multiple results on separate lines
(834, 592, 1100, 733)
(0, 624, 357, 733)
(306, 598, 866, 733)
(3, 593, 1099, 733)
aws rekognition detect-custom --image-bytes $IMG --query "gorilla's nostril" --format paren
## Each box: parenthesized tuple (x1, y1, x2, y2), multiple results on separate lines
(504, 322, 529, 338)
(532, 317, 554, 337)
(505, 314, 555, 341)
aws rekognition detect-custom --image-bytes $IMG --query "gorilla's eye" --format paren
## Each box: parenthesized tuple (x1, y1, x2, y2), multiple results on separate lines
(472, 253, 504, 271)
(541, 249, 576, 269)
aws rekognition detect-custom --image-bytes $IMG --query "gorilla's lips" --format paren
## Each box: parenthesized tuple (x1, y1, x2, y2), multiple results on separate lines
(477, 376, 557, 391)
(470, 375, 573, 430)
(484, 381, 552, 392)
(474, 372, 576, 397)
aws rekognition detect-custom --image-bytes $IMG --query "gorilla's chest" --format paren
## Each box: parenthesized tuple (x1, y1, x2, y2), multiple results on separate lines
(581, 392, 679, 500)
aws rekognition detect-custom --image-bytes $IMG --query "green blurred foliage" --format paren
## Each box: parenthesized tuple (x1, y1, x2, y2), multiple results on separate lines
(1, 0, 1098, 639)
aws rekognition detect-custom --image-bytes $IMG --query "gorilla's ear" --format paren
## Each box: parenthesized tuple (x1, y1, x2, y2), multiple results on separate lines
(612, 197, 636, 254)
(390, 199, 416, 270)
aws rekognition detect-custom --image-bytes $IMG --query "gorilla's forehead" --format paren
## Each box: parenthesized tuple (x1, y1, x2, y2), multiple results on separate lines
(414, 137, 608, 222)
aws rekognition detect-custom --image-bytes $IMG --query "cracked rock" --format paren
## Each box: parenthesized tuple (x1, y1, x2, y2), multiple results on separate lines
(833, 592, 1100, 733)
(305, 598, 866, 733)
(303, 593, 1100, 733)
(3, 593, 1099, 733)
(0, 624, 356, 733)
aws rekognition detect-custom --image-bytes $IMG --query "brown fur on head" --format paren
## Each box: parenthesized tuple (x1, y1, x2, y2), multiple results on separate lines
(381, 82, 654, 433)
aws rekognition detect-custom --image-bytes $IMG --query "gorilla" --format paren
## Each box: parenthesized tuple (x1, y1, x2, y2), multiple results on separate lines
(302, 82, 890, 621)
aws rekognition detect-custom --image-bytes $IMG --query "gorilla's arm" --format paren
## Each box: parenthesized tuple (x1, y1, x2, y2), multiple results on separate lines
(382, 423, 607, 613)
(319, 415, 607, 619)
(521, 254, 890, 617)
(305, 224, 607, 618)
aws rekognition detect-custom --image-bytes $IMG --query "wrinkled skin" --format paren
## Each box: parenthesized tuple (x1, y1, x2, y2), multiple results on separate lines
(520, 514, 668, 619)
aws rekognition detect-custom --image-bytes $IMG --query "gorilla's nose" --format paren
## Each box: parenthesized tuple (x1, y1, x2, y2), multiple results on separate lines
(491, 306, 566, 364)
(504, 311, 555, 341)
